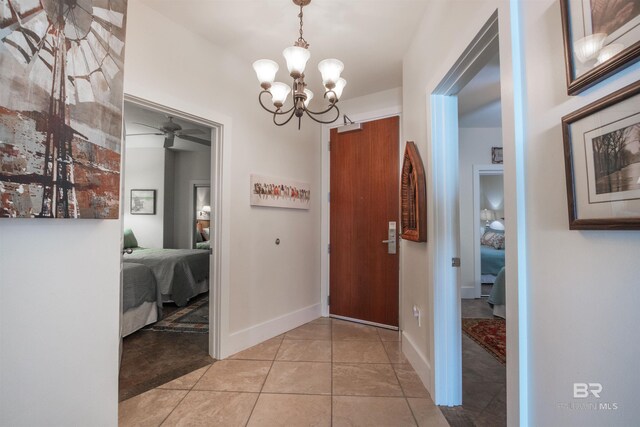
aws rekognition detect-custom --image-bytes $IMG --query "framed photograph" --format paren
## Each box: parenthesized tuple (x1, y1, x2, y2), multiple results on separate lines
(562, 81, 640, 229)
(560, 0, 640, 95)
(492, 147, 503, 164)
(250, 174, 310, 210)
(130, 190, 156, 215)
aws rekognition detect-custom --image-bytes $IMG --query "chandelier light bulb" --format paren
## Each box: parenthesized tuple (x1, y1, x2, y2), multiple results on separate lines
(253, 59, 279, 89)
(269, 82, 291, 109)
(318, 59, 344, 89)
(327, 78, 347, 101)
(573, 33, 607, 63)
(283, 46, 311, 78)
(304, 89, 314, 108)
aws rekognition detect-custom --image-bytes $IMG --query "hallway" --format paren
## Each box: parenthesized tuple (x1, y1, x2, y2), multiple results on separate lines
(119, 317, 448, 426)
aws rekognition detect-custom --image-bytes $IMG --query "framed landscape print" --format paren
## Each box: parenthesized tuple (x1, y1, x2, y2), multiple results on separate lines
(130, 190, 156, 215)
(560, 0, 640, 95)
(562, 81, 640, 229)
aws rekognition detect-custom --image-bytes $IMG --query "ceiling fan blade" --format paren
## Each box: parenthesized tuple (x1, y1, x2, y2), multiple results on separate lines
(132, 122, 164, 132)
(176, 134, 211, 146)
(126, 132, 165, 136)
(177, 128, 205, 135)
(163, 134, 175, 149)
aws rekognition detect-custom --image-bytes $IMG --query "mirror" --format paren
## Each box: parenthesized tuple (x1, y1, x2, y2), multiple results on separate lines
(193, 185, 211, 249)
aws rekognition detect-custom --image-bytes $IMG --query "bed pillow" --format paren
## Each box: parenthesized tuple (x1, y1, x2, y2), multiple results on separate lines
(481, 231, 505, 249)
(123, 228, 139, 249)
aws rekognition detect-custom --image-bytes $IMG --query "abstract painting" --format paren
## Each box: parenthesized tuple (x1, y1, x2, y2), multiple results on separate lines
(0, 0, 128, 218)
(250, 174, 310, 210)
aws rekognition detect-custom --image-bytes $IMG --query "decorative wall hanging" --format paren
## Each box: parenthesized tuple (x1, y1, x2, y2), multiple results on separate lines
(0, 0, 128, 218)
(562, 80, 640, 230)
(250, 174, 310, 210)
(491, 147, 503, 164)
(560, 0, 640, 95)
(130, 190, 156, 215)
(400, 141, 427, 241)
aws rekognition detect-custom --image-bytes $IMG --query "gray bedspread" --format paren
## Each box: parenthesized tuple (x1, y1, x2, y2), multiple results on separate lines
(123, 262, 159, 312)
(124, 248, 209, 306)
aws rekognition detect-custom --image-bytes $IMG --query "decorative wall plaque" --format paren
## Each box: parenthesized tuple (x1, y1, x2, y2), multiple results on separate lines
(401, 141, 427, 242)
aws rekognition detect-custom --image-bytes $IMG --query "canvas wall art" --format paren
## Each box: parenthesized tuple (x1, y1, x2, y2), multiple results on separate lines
(562, 81, 640, 229)
(561, 0, 640, 94)
(250, 174, 311, 210)
(0, 0, 128, 218)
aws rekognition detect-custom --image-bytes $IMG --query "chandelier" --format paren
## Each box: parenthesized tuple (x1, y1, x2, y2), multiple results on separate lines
(253, 0, 346, 129)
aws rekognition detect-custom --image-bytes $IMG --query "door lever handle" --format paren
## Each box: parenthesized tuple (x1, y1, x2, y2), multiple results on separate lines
(382, 239, 394, 244)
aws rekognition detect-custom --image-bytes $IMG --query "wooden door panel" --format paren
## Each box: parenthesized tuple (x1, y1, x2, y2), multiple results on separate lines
(330, 116, 399, 326)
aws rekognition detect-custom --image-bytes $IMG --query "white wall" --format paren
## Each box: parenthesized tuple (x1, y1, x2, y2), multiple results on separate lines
(458, 127, 502, 298)
(522, 1, 640, 426)
(480, 174, 504, 218)
(125, 2, 322, 356)
(172, 150, 211, 249)
(404, 0, 640, 425)
(123, 147, 166, 248)
(0, 221, 121, 426)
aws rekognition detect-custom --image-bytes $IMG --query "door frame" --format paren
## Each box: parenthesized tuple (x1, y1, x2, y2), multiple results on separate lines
(473, 164, 504, 298)
(121, 94, 232, 361)
(320, 106, 402, 322)
(428, 5, 529, 426)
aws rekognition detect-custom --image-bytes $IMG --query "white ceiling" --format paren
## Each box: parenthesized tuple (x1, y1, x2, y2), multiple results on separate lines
(139, 0, 430, 100)
(458, 53, 502, 128)
(124, 102, 212, 152)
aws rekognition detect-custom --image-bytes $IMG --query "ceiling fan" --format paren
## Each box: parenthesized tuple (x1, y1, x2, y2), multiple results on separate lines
(126, 117, 210, 148)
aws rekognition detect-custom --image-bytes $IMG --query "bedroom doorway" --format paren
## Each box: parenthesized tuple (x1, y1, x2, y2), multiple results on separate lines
(118, 96, 222, 401)
(430, 9, 526, 426)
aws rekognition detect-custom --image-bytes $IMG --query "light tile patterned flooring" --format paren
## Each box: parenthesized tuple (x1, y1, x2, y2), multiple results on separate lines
(119, 317, 449, 426)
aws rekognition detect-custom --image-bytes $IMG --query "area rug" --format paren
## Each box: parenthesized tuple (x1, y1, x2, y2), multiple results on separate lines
(462, 318, 506, 364)
(144, 296, 209, 333)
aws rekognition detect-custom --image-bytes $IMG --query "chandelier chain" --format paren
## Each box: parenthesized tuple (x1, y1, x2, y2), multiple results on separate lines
(298, 4, 307, 45)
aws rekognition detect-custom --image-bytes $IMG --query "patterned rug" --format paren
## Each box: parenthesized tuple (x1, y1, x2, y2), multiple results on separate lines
(462, 318, 506, 364)
(144, 296, 209, 333)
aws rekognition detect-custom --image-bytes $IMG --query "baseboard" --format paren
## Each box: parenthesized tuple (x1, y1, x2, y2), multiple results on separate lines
(461, 286, 476, 299)
(222, 303, 321, 359)
(402, 331, 433, 397)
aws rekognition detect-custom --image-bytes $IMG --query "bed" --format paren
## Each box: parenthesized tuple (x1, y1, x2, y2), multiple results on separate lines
(481, 245, 505, 276)
(121, 262, 162, 337)
(123, 247, 209, 307)
(488, 266, 506, 319)
(122, 228, 210, 306)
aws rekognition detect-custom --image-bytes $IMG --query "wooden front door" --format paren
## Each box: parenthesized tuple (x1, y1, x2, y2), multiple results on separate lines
(329, 116, 400, 327)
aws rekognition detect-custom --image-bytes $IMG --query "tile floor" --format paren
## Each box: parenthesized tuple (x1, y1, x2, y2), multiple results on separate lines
(439, 297, 506, 427)
(119, 317, 449, 426)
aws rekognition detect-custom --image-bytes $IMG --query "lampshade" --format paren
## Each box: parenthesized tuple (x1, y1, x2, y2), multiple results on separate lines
(327, 78, 347, 101)
(269, 82, 291, 108)
(283, 46, 311, 78)
(202, 205, 211, 212)
(253, 59, 279, 88)
(304, 89, 314, 108)
(480, 209, 495, 222)
(489, 220, 504, 231)
(318, 58, 344, 88)
(596, 43, 624, 65)
(573, 33, 606, 63)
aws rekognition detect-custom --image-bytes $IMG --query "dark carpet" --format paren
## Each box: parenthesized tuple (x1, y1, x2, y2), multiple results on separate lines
(119, 293, 213, 401)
